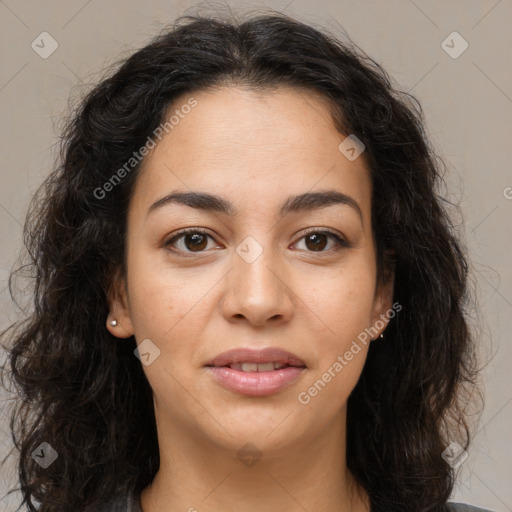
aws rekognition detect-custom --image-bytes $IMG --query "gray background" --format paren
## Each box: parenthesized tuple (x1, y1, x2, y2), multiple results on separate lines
(0, 1, 511, 511)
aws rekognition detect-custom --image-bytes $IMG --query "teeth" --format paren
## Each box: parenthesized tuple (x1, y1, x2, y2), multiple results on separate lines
(242, 363, 259, 372)
(228, 362, 288, 372)
(255, 362, 275, 372)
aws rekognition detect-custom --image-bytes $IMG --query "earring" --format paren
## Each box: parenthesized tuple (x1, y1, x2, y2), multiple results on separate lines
(110, 319, 118, 327)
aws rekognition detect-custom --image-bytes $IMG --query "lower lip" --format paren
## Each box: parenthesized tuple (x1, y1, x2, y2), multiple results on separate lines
(206, 366, 306, 396)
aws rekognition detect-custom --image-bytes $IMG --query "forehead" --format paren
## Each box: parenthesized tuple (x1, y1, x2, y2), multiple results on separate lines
(132, 85, 372, 220)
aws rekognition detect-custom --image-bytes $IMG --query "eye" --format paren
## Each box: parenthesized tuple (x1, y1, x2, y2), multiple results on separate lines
(163, 228, 218, 255)
(163, 228, 349, 256)
(293, 229, 349, 253)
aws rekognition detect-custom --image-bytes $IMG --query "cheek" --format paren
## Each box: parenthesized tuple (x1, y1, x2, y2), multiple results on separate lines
(295, 273, 373, 416)
(125, 246, 203, 331)
(300, 263, 377, 340)
(294, 258, 376, 403)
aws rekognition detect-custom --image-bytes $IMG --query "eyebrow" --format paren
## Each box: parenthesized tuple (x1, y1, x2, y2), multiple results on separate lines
(147, 189, 363, 224)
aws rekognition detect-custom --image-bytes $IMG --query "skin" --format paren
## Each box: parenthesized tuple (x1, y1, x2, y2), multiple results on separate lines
(107, 85, 394, 512)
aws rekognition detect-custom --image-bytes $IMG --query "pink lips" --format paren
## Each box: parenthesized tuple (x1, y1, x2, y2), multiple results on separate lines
(205, 347, 306, 397)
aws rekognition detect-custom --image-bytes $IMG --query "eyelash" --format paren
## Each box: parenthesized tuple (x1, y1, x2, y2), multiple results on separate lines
(163, 227, 349, 257)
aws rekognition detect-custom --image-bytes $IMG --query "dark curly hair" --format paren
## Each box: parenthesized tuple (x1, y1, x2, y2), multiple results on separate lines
(1, 8, 481, 512)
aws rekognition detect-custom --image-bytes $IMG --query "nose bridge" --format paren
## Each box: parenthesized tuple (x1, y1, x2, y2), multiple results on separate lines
(236, 233, 282, 299)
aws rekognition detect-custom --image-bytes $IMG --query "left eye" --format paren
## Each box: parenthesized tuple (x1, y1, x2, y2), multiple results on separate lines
(294, 231, 347, 252)
(163, 229, 347, 255)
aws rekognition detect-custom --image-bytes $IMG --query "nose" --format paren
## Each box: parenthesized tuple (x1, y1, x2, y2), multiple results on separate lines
(220, 242, 294, 327)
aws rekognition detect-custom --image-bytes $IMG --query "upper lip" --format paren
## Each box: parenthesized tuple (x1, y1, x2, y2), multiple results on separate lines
(205, 347, 306, 367)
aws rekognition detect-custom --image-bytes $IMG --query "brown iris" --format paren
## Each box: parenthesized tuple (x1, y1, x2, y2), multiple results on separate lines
(183, 233, 208, 251)
(304, 232, 328, 251)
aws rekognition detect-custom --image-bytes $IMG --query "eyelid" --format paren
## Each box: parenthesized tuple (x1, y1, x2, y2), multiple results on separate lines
(293, 227, 348, 244)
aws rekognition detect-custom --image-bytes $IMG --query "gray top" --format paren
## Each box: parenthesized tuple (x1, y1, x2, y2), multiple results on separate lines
(449, 505, 495, 512)
(94, 491, 495, 511)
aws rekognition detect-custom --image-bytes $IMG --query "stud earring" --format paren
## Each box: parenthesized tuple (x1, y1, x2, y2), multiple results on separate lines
(110, 319, 118, 327)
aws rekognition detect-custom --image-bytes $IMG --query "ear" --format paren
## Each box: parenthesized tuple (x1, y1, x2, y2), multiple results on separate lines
(370, 264, 396, 337)
(106, 269, 134, 339)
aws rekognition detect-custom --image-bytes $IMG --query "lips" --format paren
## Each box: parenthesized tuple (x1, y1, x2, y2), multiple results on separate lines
(205, 347, 306, 369)
(205, 347, 306, 397)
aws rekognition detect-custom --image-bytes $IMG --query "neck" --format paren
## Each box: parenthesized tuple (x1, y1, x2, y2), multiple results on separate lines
(140, 407, 370, 512)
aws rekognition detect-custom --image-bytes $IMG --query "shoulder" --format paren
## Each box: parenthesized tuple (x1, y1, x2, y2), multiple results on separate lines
(448, 503, 496, 512)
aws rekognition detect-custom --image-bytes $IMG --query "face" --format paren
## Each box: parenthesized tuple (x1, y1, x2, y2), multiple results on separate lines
(108, 85, 394, 457)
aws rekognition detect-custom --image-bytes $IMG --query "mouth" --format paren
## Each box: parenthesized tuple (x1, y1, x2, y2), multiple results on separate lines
(205, 346, 307, 368)
(204, 347, 306, 397)
(210, 361, 304, 371)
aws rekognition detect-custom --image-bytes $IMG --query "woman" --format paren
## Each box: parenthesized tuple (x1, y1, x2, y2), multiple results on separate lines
(1, 9, 491, 512)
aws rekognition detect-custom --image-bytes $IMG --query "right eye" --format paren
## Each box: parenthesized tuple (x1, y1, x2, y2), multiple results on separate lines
(163, 228, 220, 255)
